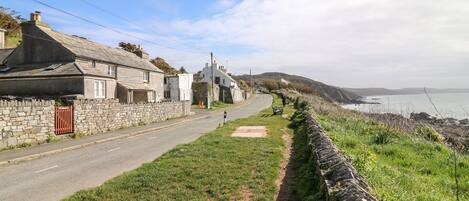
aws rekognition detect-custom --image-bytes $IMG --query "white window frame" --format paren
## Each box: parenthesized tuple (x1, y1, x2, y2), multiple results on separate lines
(143, 71, 150, 83)
(108, 65, 116, 77)
(94, 80, 106, 99)
(150, 91, 157, 102)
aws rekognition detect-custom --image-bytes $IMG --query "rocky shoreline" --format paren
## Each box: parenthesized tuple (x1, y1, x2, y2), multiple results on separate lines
(367, 111, 468, 153)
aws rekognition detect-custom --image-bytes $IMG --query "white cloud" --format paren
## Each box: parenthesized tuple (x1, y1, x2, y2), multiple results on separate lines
(38, 0, 469, 88)
(161, 0, 469, 88)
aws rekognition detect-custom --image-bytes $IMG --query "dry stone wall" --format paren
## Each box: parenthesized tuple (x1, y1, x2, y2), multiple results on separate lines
(73, 99, 191, 135)
(304, 112, 378, 201)
(0, 100, 54, 149)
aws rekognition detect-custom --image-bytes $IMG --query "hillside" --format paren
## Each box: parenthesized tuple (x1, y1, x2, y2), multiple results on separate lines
(346, 87, 469, 96)
(234, 72, 361, 103)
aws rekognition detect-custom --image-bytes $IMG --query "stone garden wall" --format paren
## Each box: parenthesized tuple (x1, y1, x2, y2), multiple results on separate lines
(73, 99, 191, 135)
(0, 100, 55, 149)
(0, 99, 191, 149)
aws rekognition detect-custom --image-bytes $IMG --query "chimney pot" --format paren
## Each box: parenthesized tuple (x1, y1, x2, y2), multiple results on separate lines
(30, 11, 42, 22)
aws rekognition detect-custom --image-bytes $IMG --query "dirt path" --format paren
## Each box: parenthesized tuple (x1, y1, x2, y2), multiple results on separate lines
(275, 128, 299, 201)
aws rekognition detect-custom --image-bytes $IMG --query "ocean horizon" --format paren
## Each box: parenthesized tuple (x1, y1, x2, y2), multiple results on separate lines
(343, 93, 469, 119)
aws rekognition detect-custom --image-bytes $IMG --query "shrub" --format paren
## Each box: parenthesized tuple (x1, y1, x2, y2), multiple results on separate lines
(417, 126, 445, 143)
(46, 134, 57, 143)
(372, 131, 392, 145)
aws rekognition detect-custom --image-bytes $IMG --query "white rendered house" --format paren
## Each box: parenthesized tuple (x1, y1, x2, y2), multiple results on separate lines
(164, 73, 193, 101)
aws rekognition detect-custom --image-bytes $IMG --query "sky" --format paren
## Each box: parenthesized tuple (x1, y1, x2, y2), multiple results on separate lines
(2, 0, 469, 89)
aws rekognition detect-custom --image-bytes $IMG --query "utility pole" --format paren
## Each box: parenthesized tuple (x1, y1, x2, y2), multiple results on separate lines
(210, 52, 214, 109)
(250, 68, 253, 93)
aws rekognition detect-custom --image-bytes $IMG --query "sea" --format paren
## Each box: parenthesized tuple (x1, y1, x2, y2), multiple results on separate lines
(343, 93, 469, 119)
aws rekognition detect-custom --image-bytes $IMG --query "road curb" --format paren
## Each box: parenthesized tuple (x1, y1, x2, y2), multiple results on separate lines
(0, 94, 261, 166)
(0, 115, 207, 166)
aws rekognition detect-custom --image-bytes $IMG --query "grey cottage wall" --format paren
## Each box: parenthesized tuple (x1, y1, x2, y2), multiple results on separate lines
(0, 100, 55, 149)
(73, 99, 191, 135)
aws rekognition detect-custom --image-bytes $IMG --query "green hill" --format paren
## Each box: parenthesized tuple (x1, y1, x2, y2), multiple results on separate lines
(235, 72, 361, 104)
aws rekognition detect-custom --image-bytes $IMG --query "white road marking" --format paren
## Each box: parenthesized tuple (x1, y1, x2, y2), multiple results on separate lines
(149, 136, 158, 140)
(34, 165, 59, 174)
(107, 147, 121, 153)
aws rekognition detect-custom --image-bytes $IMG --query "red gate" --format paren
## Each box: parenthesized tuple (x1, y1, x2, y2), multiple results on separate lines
(55, 106, 74, 135)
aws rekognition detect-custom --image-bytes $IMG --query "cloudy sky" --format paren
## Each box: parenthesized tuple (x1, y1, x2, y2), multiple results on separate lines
(3, 0, 469, 88)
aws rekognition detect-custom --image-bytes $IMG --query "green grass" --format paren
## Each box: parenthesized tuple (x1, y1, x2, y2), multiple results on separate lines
(314, 111, 469, 201)
(211, 101, 232, 110)
(64, 95, 293, 201)
(289, 112, 324, 201)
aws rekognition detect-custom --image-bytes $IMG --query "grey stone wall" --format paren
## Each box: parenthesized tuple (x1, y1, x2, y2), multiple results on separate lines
(304, 112, 378, 201)
(0, 100, 55, 149)
(73, 99, 191, 135)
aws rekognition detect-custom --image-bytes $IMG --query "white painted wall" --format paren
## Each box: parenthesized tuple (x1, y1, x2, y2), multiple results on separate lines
(164, 74, 193, 101)
(0, 29, 5, 48)
(201, 63, 239, 89)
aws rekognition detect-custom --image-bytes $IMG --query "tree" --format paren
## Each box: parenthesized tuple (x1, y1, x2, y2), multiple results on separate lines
(118, 42, 139, 53)
(193, 71, 203, 82)
(179, 66, 188, 74)
(0, 7, 24, 47)
(150, 57, 179, 75)
(262, 79, 280, 91)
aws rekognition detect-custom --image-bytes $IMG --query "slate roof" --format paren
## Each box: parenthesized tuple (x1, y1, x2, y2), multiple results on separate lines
(0, 48, 14, 66)
(0, 62, 82, 78)
(38, 26, 163, 73)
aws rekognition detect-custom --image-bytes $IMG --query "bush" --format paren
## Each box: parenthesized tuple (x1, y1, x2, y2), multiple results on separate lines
(372, 131, 392, 145)
(417, 126, 444, 143)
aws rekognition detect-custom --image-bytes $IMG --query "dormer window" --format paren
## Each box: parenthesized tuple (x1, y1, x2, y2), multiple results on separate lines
(143, 71, 149, 83)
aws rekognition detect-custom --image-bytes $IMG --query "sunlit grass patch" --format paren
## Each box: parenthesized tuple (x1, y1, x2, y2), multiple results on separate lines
(64, 95, 293, 201)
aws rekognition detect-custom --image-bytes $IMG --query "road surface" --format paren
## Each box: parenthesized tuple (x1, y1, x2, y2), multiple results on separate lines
(0, 94, 272, 201)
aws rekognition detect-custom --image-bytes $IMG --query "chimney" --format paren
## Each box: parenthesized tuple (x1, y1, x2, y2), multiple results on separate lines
(0, 28, 5, 49)
(205, 63, 209, 68)
(134, 46, 149, 60)
(30, 11, 42, 23)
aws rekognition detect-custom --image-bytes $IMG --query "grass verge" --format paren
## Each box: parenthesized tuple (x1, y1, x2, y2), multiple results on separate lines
(211, 101, 232, 110)
(64, 95, 293, 201)
(291, 93, 469, 201)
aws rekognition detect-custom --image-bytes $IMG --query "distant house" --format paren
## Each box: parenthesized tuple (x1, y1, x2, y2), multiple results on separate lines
(164, 74, 193, 101)
(200, 62, 244, 103)
(0, 12, 164, 103)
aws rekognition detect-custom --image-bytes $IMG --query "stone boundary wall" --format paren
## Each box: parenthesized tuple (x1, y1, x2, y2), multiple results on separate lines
(73, 99, 191, 135)
(0, 100, 55, 149)
(304, 112, 378, 201)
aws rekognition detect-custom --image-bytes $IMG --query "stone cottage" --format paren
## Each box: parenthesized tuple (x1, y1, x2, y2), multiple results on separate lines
(0, 12, 164, 103)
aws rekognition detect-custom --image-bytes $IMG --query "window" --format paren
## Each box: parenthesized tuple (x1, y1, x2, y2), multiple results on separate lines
(92, 60, 96, 68)
(150, 91, 157, 102)
(222, 79, 225, 85)
(215, 77, 220, 84)
(94, 80, 106, 98)
(108, 66, 116, 77)
(143, 71, 149, 83)
(164, 77, 167, 84)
